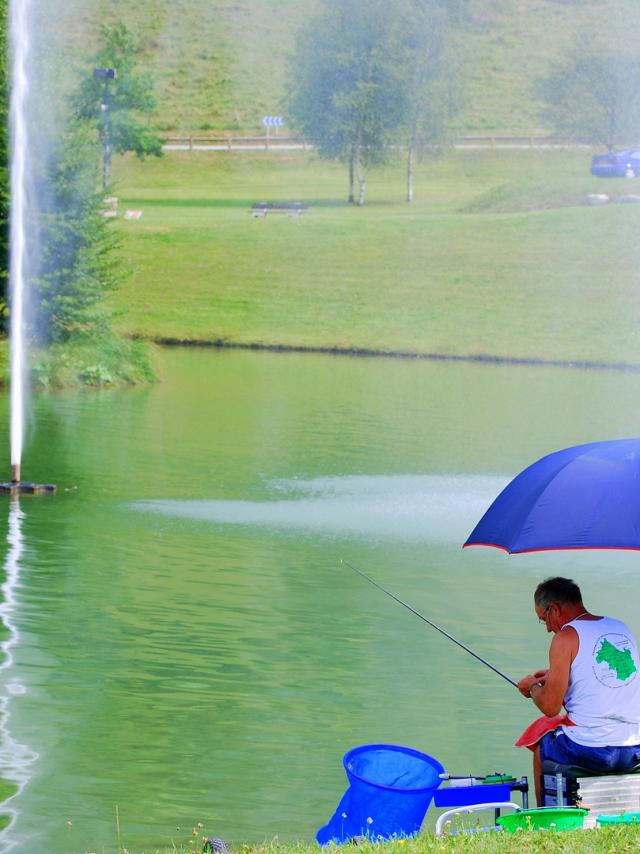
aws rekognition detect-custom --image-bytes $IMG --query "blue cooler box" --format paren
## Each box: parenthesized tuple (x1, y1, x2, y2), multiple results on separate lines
(434, 782, 513, 808)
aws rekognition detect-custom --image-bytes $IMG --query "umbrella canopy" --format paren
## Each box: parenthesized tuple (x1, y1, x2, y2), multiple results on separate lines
(464, 438, 640, 554)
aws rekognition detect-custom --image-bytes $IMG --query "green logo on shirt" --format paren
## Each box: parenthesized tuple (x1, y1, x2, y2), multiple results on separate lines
(595, 636, 638, 684)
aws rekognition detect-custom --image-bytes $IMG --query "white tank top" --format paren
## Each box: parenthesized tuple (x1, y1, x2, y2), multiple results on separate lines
(561, 616, 640, 746)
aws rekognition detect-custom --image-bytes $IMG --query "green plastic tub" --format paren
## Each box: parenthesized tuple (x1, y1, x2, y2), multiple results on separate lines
(497, 807, 587, 832)
(597, 812, 640, 826)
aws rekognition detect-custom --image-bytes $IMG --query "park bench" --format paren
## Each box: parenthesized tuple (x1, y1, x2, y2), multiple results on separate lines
(250, 202, 308, 218)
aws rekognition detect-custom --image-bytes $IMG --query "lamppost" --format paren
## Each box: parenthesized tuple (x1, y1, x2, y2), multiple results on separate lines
(93, 67, 117, 189)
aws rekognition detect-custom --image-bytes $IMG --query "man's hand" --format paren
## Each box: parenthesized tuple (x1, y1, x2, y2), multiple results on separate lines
(520, 631, 577, 714)
(518, 673, 545, 698)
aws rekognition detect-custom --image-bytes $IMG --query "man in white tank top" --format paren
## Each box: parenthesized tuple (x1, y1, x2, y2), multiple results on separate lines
(518, 577, 640, 804)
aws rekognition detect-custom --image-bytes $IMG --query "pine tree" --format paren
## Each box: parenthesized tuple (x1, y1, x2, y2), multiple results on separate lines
(33, 120, 121, 343)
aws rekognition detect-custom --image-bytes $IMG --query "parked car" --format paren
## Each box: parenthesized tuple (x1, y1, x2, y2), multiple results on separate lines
(591, 149, 640, 178)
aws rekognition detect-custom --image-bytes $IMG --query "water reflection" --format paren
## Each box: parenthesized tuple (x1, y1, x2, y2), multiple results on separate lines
(0, 501, 38, 850)
(132, 474, 509, 542)
(3, 349, 640, 851)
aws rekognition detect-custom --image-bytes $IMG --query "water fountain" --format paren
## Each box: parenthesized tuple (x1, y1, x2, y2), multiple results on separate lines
(1, 0, 55, 496)
(0, 4, 55, 841)
(0, 498, 38, 846)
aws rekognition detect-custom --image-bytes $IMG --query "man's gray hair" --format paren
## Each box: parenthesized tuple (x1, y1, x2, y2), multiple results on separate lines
(534, 576, 583, 610)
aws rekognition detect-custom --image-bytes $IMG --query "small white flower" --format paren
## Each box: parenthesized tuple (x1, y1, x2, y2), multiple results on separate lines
(366, 817, 373, 825)
(341, 812, 348, 819)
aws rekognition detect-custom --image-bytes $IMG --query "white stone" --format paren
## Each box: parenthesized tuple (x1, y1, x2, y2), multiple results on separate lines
(583, 194, 609, 205)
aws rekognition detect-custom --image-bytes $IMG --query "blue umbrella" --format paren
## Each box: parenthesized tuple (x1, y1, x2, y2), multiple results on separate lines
(464, 438, 640, 554)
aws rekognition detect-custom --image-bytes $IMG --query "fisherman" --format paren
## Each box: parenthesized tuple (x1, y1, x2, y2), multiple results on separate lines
(517, 576, 640, 804)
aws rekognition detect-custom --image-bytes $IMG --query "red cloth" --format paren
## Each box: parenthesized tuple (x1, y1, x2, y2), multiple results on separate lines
(515, 714, 574, 751)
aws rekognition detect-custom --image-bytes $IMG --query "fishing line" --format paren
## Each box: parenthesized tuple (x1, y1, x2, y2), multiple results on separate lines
(343, 560, 517, 688)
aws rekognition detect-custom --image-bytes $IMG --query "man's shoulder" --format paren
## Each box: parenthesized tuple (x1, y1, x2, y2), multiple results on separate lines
(552, 626, 579, 655)
(599, 615, 638, 638)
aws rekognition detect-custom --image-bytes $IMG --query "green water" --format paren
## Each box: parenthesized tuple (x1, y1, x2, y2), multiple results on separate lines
(2, 347, 640, 853)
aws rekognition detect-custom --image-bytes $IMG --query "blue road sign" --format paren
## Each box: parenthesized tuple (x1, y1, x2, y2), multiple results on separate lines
(262, 116, 284, 127)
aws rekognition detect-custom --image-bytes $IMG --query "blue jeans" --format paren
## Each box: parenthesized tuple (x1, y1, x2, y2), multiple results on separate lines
(540, 729, 640, 773)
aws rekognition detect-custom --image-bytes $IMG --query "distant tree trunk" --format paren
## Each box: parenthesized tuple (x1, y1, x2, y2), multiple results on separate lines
(354, 148, 366, 205)
(348, 149, 355, 203)
(606, 105, 616, 151)
(406, 142, 414, 202)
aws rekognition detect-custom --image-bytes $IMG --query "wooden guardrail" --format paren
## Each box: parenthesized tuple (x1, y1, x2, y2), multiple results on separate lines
(160, 133, 585, 150)
(454, 134, 578, 148)
(161, 134, 311, 150)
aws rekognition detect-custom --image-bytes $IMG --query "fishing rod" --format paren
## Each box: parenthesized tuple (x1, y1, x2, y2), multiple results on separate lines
(343, 560, 517, 688)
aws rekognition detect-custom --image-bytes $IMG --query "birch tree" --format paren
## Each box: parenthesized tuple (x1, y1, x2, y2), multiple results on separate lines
(400, 0, 461, 202)
(287, 0, 406, 205)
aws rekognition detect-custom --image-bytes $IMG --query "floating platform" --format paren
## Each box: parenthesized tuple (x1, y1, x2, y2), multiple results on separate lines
(0, 482, 56, 495)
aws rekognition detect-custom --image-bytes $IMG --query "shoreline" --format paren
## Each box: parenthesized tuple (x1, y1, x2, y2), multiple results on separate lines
(151, 337, 640, 374)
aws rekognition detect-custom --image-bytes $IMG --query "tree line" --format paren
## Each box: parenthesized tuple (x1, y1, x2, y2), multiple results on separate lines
(34, 23, 161, 346)
(286, 0, 463, 205)
(0, 0, 639, 344)
(285, 0, 640, 204)
(0, 12, 161, 348)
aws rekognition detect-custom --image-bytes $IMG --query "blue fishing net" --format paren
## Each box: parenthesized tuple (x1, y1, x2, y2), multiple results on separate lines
(316, 744, 444, 845)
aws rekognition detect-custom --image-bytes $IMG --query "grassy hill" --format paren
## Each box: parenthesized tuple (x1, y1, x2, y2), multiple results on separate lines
(107, 147, 640, 366)
(54, 0, 640, 134)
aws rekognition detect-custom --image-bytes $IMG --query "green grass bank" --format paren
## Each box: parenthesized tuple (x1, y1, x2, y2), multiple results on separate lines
(113, 826, 640, 854)
(110, 147, 640, 367)
(0, 333, 157, 389)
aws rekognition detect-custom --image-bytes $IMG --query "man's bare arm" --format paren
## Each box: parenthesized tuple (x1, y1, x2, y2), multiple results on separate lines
(528, 629, 576, 716)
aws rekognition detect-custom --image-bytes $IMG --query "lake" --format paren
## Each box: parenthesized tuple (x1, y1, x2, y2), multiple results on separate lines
(2, 346, 640, 853)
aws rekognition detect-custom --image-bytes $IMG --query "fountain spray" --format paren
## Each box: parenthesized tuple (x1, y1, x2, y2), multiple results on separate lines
(1, 0, 54, 496)
(9, 0, 28, 485)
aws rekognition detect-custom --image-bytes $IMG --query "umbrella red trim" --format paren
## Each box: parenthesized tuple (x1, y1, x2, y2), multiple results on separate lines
(463, 542, 640, 555)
